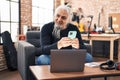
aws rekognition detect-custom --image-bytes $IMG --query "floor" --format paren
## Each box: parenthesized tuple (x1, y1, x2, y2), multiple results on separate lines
(0, 57, 120, 80)
(0, 69, 22, 80)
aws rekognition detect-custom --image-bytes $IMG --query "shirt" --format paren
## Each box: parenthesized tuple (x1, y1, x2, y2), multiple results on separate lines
(40, 22, 86, 55)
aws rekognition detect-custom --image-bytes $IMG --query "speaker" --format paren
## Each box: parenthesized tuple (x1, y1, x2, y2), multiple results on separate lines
(108, 16, 112, 29)
(114, 62, 120, 70)
(108, 16, 115, 33)
(100, 60, 120, 70)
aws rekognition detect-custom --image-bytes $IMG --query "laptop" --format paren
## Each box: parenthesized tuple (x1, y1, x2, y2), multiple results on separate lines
(50, 49, 86, 73)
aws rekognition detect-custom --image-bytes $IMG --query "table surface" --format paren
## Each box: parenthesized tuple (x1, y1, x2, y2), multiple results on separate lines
(81, 33, 120, 40)
(29, 62, 120, 80)
(81, 33, 120, 36)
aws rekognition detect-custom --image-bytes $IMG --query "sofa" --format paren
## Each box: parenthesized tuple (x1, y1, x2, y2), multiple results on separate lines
(17, 31, 42, 80)
(17, 31, 92, 80)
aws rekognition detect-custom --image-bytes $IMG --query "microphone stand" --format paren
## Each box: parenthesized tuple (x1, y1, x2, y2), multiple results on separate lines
(88, 16, 93, 38)
(111, 27, 115, 34)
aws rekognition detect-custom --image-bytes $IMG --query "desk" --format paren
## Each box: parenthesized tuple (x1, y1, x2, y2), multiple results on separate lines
(81, 34, 120, 61)
(29, 64, 120, 80)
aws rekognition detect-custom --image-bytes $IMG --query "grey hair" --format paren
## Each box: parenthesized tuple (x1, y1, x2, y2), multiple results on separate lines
(55, 5, 71, 22)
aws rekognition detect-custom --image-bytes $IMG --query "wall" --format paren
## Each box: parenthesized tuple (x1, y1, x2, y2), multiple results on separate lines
(20, 0, 120, 33)
(56, 0, 120, 32)
(20, 0, 32, 34)
(0, 46, 7, 71)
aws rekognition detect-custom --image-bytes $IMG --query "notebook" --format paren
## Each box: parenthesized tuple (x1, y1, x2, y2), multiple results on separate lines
(50, 49, 86, 73)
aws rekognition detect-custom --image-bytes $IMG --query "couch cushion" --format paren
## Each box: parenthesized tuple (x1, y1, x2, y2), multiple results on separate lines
(26, 31, 40, 47)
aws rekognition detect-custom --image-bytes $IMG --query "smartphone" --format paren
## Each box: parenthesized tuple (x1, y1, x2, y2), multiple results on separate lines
(68, 31, 77, 39)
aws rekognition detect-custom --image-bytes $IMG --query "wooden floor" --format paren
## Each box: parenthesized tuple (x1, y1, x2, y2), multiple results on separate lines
(0, 69, 22, 80)
(0, 57, 120, 80)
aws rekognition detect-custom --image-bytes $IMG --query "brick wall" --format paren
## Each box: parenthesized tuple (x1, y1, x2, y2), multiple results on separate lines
(20, 0, 120, 33)
(0, 46, 7, 71)
(56, 0, 120, 32)
(20, 0, 32, 34)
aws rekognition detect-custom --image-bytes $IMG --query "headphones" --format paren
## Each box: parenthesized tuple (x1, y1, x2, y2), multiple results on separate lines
(100, 60, 120, 70)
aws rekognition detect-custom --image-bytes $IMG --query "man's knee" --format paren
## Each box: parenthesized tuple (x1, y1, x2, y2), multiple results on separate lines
(36, 55, 50, 65)
(85, 53, 93, 62)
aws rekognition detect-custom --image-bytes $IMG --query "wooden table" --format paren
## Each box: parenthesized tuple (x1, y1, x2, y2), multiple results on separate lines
(29, 64, 120, 80)
(81, 34, 120, 61)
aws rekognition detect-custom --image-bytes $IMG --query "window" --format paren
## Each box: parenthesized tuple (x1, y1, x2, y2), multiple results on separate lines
(0, 0, 19, 42)
(32, 0, 54, 29)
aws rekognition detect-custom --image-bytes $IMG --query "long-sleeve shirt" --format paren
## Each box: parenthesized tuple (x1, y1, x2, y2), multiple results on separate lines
(40, 22, 86, 55)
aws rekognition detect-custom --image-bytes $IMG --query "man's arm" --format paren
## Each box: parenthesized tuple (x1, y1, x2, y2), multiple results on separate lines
(76, 26, 86, 49)
(40, 22, 58, 55)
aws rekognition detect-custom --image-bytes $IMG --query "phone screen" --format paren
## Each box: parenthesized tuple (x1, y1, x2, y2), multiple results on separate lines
(68, 31, 77, 39)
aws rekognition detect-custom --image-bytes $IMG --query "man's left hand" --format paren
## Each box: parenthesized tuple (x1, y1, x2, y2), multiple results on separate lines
(71, 38, 79, 49)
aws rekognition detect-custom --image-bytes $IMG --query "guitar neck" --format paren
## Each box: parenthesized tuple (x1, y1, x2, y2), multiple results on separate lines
(98, 13, 100, 27)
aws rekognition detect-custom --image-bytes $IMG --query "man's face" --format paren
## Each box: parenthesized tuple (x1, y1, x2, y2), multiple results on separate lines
(54, 9, 69, 30)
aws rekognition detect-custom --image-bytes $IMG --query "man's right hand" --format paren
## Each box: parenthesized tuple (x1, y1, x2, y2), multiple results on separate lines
(57, 37, 72, 49)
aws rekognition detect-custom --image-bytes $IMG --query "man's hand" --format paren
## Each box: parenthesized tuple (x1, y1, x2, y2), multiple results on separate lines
(57, 37, 79, 49)
(71, 38, 79, 49)
(57, 37, 72, 49)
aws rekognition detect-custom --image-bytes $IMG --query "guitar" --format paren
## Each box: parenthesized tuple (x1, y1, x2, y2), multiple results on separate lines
(95, 12, 102, 32)
(95, 8, 104, 33)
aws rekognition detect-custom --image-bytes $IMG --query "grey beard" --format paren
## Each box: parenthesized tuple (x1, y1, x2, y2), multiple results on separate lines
(52, 24, 61, 39)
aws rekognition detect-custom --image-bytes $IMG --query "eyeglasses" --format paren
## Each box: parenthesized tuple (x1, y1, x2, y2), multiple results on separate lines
(56, 14, 67, 20)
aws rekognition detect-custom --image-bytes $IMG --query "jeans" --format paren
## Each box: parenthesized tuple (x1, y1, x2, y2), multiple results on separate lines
(36, 53, 93, 65)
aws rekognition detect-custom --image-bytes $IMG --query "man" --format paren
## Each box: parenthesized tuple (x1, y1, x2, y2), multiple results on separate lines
(36, 5, 93, 65)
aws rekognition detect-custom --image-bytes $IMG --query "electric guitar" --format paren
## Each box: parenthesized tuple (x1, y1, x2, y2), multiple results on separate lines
(95, 12, 102, 32)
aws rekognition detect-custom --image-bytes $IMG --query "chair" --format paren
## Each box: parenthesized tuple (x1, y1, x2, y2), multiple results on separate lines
(1, 31, 17, 71)
(17, 31, 92, 80)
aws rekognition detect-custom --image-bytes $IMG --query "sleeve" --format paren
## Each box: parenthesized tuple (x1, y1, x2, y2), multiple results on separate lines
(78, 32, 86, 49)
(75, 25, 86, 49)
(40, 23, 58, 55)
